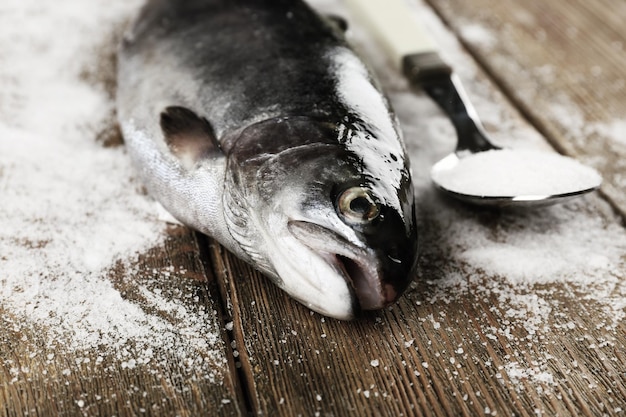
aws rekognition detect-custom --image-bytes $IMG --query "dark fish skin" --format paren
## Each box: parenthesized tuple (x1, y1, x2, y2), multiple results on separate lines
(117, 0, 418, 319)
(123, 0, 350, 137)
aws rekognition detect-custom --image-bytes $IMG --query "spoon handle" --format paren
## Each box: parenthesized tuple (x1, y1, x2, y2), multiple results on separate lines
(343, 0, 451, 84)
(344, 0, 497, 153)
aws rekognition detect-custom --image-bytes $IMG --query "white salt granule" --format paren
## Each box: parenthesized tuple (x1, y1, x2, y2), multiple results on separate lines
(431, 149, 602, 198)
(0, 0, 225, 379)
(1, 0, 624, 401)
(504, 362, 555, 387)
(590, 119, 626, 147)
(361, 0, 626, 393)
(459, 23, 497, 50)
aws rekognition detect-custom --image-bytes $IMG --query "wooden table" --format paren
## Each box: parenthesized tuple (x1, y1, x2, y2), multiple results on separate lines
(2, 0, 625, 415)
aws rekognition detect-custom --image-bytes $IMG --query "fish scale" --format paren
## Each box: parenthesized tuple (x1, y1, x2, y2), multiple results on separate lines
(117, 0, 418, 319)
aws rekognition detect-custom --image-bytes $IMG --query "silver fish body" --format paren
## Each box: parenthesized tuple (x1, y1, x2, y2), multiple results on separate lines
(117, 0, 418, 320)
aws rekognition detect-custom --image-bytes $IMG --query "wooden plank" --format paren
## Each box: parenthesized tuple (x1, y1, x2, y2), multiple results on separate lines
(202, 1, 626, 415)
(209, 232, 625, 416)
(4, 1, 623, 416)
(1, 3, 243, 414)
(1, 226, 244, 416)
(423, 0, 626, 217)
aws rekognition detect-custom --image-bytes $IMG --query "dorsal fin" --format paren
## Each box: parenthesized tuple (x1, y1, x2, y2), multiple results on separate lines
(160, 106, 221, 168)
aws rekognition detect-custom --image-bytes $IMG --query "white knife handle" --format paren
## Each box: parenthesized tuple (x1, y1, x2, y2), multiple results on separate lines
(343, 0, 451, 84)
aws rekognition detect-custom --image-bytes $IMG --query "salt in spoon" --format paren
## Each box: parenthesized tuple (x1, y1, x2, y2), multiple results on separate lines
(344, 0, 602, 207)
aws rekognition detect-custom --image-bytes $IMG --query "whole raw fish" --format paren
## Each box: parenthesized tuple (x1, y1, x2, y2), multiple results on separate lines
(117, 0, 418, 319)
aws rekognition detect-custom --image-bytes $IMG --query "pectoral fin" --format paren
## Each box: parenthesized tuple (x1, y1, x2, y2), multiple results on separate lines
(160, 106, 221, 168)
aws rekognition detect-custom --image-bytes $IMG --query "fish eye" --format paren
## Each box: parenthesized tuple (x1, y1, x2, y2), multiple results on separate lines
(337, 187, 380, 225)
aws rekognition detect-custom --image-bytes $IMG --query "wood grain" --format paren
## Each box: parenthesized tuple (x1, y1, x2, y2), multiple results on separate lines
(1, 227, 243, 417)
(424, 0, 626, 217)
(3, 1, 626, 416)
(208, 192, 626, 417)
(201, 1, 626, 412)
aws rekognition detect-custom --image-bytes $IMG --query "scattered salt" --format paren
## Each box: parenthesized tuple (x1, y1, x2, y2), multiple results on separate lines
(460, 23, 497, 50)
(1, 0, 624, 405)
(590, 119, 626, 147)
(351, 0, 626, 397)
(0, 0, 224, 381)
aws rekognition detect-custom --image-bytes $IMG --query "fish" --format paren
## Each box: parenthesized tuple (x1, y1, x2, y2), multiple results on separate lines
(116, 0, 418, 320)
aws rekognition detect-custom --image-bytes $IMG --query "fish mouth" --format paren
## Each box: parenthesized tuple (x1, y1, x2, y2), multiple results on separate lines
(287, 220, 397, 311)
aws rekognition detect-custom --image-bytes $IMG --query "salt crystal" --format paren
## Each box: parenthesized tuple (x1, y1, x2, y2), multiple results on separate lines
(2, 0, 625, 400)
(431, 149, 601, 198)
(591, 119, 626, 147)
(370, 359, 380, 367)
(0, 0, 224, 380)
(460, 23, 496, 50)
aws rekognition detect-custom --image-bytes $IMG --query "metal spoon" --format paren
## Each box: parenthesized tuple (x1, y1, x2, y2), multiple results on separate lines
(344, 0, 602, 207)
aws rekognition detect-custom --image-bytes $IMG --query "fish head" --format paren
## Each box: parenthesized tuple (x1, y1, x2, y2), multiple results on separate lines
(226, 117, 418, 320)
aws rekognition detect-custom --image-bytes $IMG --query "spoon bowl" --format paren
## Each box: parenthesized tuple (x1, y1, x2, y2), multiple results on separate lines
(426, 74, 602, 207)
(422, 74, 602, 207)
(431, 150, 603, 207)
(345, 0, 602, 207)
